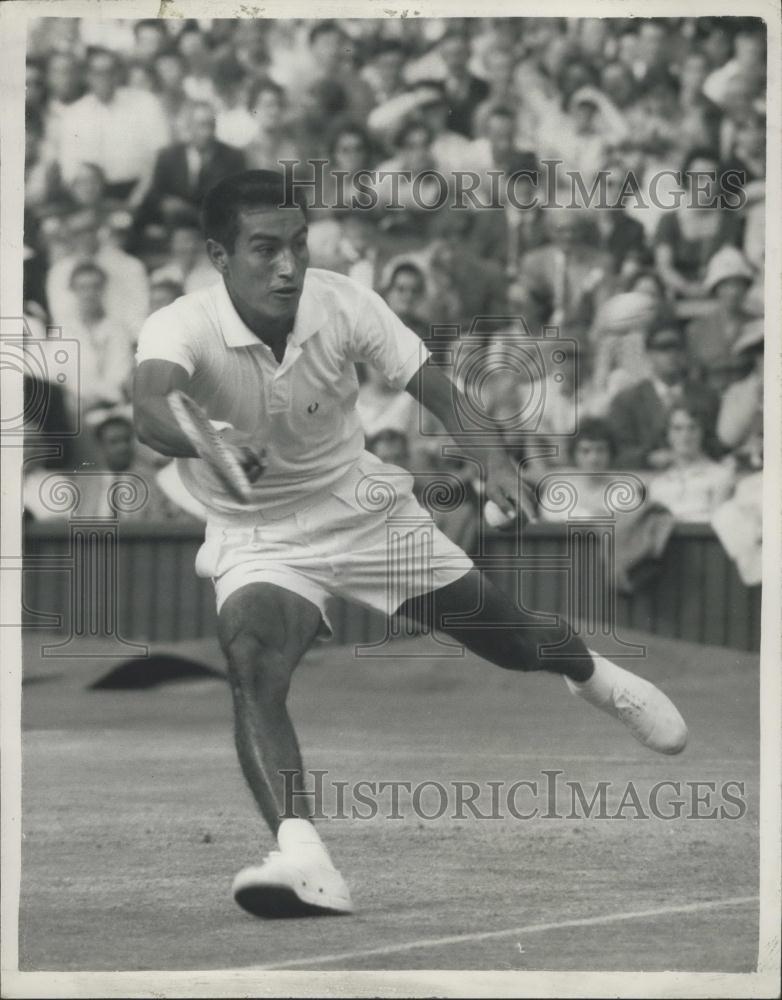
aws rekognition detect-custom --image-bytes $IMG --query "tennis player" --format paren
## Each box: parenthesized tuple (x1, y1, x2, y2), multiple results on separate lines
(133, 170, 687, 918)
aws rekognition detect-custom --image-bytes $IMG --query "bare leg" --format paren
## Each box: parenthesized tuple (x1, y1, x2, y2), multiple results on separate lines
(399, 568, 594, 682)
(217, 583, 323, 833)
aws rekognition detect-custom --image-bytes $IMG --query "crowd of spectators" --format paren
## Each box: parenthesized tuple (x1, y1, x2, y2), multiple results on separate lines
(22, 16, 766, 546)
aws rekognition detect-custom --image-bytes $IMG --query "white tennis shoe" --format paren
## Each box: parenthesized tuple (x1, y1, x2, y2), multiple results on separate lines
(565, 651, 688, 755)
(232, 851, 353, 918)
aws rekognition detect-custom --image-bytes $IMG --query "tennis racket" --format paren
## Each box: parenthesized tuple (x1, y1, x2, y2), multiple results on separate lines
(167, 390, 260, 504)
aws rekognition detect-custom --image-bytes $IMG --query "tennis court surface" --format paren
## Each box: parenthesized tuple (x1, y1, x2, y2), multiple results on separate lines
(19, 627, 759, 972)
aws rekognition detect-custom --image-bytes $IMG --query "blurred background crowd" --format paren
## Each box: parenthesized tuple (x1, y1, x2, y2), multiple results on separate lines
(21, 16, 766, 574)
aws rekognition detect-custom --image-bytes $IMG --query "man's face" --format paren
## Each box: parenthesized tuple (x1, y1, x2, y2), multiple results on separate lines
(440, 36, 469, 75)
(485, 49, 514, 90)
(667, 408, 702, 459)
(681, 54, 709, 93)
(136, 25, 165, 61)
(401, 125, 432, 170)
(638, 24, 666, 66)
(333, 131, 367, 173)
(156, 54, 185, 90)
(574, 438, 610, 472)
(255, 89, 283, 129)
(311, 29, 344, 72)
(87, 54, 117, 102)
(601, 64, 634, 105)
(68, 218, 100, 257)
(99, 422, 135, 471)
(387, 271, 424, 317)
(375, 49, 404, 91)
(735, 33, 764, 72)
(571, 100, 597, 133)
(209, 207, 309, 324)
(647, 332, 685, 380)
(71, 272, 105, 315)
(47, 54, 80, 102)
(189, 106, 216, 150)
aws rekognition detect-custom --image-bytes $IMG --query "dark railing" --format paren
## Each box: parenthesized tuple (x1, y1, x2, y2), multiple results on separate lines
(21, 520, 761, 652)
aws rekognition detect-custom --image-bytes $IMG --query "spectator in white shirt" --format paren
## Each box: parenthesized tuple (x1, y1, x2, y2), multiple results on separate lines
(179, 28, 219, 106)
(703, 24, 766, 110)
(59, 47, 171, 204)
(648, 404, 734, 522)
(46, 209, 150, 336)
(62, 261, 136, 414)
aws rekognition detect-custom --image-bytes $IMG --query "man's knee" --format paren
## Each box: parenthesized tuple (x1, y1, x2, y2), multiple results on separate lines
(223, 629, 294, 704)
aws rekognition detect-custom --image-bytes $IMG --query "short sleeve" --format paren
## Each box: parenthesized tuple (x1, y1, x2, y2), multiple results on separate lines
(135, 304, 197, 376)
(345, 285, 429, 390)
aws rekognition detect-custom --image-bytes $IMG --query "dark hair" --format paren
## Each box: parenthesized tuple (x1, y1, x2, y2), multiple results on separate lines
(570, 418, 616, 460)
(201, 170, 307, 252)
(69, 261, 107, 288)
(372, 38, 406, 59)
(387, 262, 426, 291)
(487, 104, 515, 121)
(328, 121, 372, 160)
(86, 46, 118, 68)
(394, 118, 434, 150)
(211, 54, 248, 97)
(169, 209, 202, 235)
(154, 48, 185, 67)
(666, 403, 708, 435)
(681, 145, 720, 177)
(309, 20, 343, 46)
(134, 19, 167, 37)
(249, 78, 285, 108)
(645, 318, 685, 349)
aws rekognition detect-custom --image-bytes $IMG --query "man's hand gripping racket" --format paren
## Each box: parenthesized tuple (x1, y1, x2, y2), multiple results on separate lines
(167, 390, 266, 504)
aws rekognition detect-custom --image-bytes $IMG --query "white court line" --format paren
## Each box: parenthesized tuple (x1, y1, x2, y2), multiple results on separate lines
(247, 895, 759, 970)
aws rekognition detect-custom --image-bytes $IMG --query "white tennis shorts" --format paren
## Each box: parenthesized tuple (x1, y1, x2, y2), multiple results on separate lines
(194, 455, 474, 636)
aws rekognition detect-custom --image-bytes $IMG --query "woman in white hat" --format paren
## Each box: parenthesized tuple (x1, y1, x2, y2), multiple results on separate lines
(685, 245, 755, 382)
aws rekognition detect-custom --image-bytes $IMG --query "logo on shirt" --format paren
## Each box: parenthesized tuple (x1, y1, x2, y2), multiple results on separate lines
(307, 402, 319, 414)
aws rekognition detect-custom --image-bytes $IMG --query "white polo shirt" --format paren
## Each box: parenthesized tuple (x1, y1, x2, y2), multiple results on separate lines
(135, 268, 428, 516)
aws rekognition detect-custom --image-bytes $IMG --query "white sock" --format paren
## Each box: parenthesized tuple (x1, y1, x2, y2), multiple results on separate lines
(277, 818, 332, 865)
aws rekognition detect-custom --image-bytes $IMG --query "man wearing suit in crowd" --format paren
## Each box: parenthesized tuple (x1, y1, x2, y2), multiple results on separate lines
(143, 102, 246, 223)
(609, 321, 720, 470)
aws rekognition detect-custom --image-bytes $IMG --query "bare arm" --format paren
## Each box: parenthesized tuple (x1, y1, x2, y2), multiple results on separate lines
(405, 359, 533, 519)
(133, 359, 199, 458)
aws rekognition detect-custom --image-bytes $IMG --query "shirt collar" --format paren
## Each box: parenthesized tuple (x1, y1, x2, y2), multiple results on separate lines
(216, 271, 322, 350)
